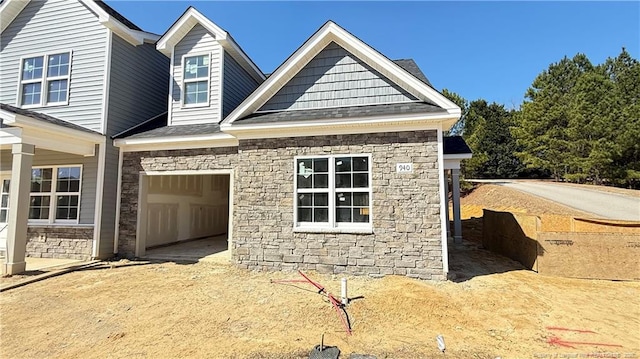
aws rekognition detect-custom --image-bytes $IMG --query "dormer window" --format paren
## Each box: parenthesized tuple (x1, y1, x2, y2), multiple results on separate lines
(182, 54, 210, 106)
(19, 52, 71, 107)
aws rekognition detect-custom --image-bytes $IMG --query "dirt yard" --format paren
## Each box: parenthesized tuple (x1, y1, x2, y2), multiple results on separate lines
(1, 184, 638, 359)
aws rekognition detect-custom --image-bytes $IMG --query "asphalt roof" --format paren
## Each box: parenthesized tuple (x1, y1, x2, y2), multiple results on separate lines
(443, 135, 472, 155)
(94, 0, 143, 31)
(113, 112, 222, 139)
(235, 102, 446, 125)
(393, 59, 432, 87)
(0, 103, 102, 135)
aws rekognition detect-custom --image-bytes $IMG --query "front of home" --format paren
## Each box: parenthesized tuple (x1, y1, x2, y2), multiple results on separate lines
(1, 1, 468, 280)
(0, 0, 168, 274)
(113, 10, 464, 280)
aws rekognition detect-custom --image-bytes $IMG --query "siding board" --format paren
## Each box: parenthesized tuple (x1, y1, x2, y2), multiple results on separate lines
(0, 0, 107, 133)
(222, 50, 260, 118)
(170, 24, 222, 125)
(259, 42, 417, 112)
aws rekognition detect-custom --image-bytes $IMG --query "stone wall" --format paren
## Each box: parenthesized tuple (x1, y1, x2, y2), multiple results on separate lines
(118, 131, 445, 280)
(234, 131, 444, 280)
(118, 147, 238, 257)
(26, 226, 93, 260)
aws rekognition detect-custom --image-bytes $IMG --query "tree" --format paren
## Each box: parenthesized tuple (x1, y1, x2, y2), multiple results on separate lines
(513, 54, 594, 181)
(442, 89, 468, 136)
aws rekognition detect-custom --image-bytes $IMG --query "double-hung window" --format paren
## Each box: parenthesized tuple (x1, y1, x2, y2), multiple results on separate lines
(182, 54, 210, 106)
(29, 166, 82, 223)
(295, 155, 372, 231)
(19, 52, 71, 107)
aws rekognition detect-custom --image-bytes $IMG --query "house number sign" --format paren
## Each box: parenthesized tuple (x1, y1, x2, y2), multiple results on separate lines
(396, 163, 413, 173)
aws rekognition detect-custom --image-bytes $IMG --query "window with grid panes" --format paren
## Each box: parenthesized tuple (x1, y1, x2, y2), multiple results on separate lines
(295, 155, 372, 230)
(29, 166, 81, 222)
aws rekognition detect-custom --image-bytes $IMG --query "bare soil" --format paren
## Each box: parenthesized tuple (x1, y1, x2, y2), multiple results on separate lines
(1, 184, 638, 359)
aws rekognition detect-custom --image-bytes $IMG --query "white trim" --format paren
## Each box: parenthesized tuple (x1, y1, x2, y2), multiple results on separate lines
(443, 153, 472, 160)
(1, 111, 104, 143)
(100, 30, 113, 135)
(167, 46, 175, 126)
(223, 21, 461, 126)
(180, 52, 211, 108)
(155, 7, 264, 82)
(16, 51, 73, 108)
(92, 139, 107, 258)
(28, 164, 84, 225)
(219, 47, 225, 122)
(222, 115, 457, 140)
(135, 169, 234, 259)
(293, 154, 373, 233)
(437, 125, 449, 276)
(113, 146, 124, 255)
(114, 133, 238, 152)
(0, 0, 29, 33)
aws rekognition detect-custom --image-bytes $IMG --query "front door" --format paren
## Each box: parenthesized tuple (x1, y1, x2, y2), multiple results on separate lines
(0, 176, 10, 251)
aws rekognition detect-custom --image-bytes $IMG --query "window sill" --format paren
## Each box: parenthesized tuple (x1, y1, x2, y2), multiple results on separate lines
(180, 103, 210, 109)
(27, 223, 91, 228)
(293, 226, 373, 234)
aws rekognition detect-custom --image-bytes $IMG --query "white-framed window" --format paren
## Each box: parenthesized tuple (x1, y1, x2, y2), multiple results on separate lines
(294, 155, 372, 231)
(182, 53, 210, 106)
(18, 52, 71, 107)
(29, 165, 82, 224)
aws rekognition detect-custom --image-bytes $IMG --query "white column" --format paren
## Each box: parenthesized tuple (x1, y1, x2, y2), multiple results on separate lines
(3, 143, 34, 275)
(443, 169, 451, 240)
(451, 168, 462, 243)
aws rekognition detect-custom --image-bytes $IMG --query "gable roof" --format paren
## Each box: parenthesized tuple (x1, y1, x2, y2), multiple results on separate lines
(0, 0, 159, 45)
(156, 7, 264, 83)
(222, 21, 461, 127)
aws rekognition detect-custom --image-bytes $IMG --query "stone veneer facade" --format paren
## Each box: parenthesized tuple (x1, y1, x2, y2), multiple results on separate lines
(119, 131, 445, 280)
(26, 226, 93, 260)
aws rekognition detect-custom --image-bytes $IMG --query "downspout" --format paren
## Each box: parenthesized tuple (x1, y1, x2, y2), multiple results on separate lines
(113, 146, 124, 255)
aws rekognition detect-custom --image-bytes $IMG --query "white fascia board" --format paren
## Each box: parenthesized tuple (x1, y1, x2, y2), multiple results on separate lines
(1, 111, 104, 144)
(221, 114, 454, 140)
(0, 0, 28, 33)
(219, 36, 265, 82)
(19, 127, 97, 156)
(444, 153, 473, 160)
(157, 8, 227, 55)
(114, 133, 238, 152)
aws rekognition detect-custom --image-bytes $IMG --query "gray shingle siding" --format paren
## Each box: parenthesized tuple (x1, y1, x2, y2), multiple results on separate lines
(222, 51, 260, 118)
(106, 34, 169, 136)
(0, 0, 107, 133)
(259, 42, 418, 112)
(170, 23, 222, 125)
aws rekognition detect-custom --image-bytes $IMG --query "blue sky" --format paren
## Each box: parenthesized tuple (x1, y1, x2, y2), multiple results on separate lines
(108, 1, 639, 108)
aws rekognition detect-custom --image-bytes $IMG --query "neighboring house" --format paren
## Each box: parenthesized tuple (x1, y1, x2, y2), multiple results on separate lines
(0, 0, 169, 274)
(114, 9, 468, 280)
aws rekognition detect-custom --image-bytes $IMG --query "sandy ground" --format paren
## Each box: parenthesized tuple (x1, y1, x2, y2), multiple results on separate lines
(1, 184, 638, 359)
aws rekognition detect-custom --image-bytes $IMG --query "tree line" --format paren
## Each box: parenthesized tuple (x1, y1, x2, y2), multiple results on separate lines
(445, 48, 640, 188)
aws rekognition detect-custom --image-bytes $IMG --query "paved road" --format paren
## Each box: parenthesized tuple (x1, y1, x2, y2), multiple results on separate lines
(474, 180, 640, 221)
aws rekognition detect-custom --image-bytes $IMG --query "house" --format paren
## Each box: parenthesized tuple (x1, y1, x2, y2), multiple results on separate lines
(0, 0, 169, 274)
(113, 8, 468, 280)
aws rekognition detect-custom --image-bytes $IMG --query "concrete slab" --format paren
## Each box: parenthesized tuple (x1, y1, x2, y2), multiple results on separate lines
(25, 257, 84, 271)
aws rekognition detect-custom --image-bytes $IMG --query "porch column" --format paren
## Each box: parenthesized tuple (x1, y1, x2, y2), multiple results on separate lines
(451, 168, 463, 244)
(443, 169, 451, 240)
(3, 143, 34, 275)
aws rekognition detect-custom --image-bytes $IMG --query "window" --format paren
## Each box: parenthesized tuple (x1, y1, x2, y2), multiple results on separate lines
(19, 52, 71, 107)
(182, 54, 210, 106)
(29, 166, 81, 223)
(295, 155, 372, 231)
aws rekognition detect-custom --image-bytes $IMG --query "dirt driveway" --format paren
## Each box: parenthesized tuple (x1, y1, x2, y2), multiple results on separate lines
(1, 184, 638, 358)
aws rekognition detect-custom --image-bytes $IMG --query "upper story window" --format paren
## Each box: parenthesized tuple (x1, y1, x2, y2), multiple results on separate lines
(19, 52, 71, 107)
(294, 155, 373, 232)
(182, 54, 210, 106)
